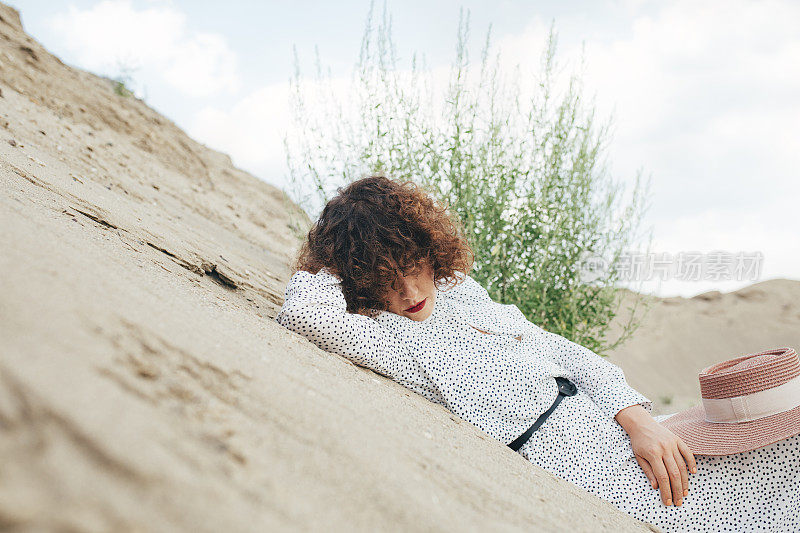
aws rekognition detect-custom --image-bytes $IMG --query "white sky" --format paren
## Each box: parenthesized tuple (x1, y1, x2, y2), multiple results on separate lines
(11, 0, 800, 297)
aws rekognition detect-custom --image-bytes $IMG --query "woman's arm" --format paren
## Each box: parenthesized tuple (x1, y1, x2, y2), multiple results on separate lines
(616, 404, 697, 507)
(444, 273, 651, 418)
(541, 323, 697, 508)
(532, 330, 653, 421)
(275, 269, 408, 379)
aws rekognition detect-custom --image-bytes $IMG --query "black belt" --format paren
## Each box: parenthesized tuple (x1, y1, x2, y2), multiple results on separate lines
(507, 376, 578, 452)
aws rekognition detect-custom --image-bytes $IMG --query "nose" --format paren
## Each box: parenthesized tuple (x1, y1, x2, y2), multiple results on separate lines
(398, 277, 419, 301)
(400, 281, 416, 298)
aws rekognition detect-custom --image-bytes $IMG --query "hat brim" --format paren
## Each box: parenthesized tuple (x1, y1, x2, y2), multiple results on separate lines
(659, 402, 800, 456)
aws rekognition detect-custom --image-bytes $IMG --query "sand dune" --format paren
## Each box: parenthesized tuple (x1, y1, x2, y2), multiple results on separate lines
(0, 4, 660, 532)
(606, 280, 800, 415)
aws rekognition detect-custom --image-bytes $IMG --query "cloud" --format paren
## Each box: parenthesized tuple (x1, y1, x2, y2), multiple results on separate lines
(631, 201, 798, 296)
(188, 61, 454, 203)
(47, 0, 240, 98)
(491, 0, 800, 295)
(190, 83, 292, 182)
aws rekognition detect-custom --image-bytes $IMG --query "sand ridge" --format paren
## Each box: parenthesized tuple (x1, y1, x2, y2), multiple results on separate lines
(607, 280, 800, 415)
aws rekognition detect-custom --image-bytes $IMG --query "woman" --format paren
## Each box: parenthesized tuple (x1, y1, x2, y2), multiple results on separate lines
(276, 175, 800, 532)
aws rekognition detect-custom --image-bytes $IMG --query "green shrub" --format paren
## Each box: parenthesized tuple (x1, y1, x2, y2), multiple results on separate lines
(113, 79, 134, 97)
(283, 1, 654, 355)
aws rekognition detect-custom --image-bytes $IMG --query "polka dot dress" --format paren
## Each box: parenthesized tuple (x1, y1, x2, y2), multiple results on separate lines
(520, 388, 800, 531)
(276, 268, 800, 532)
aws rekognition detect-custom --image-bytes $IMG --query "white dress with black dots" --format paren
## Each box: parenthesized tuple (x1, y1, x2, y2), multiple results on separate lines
(275, 268, 800, 532)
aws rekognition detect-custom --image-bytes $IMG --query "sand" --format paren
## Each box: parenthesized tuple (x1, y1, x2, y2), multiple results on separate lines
(606, 281, 800, 416)
(0, 4, 663, 532)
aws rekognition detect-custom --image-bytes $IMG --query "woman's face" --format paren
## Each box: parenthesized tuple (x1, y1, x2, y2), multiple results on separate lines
(384, 260, 437, 321)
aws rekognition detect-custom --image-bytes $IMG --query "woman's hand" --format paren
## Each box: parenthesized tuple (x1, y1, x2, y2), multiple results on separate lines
(615, 404, 697, 507)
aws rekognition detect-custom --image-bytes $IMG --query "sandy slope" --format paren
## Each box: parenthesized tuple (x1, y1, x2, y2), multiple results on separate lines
(607, 281, 800, 415)
(0, 4, 659, 532)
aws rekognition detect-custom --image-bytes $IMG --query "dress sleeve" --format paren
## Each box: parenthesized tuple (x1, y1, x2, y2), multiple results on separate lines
(444, 272, 652, 421)
(538, 330, 653, 420)
(274, 269, 408, 379)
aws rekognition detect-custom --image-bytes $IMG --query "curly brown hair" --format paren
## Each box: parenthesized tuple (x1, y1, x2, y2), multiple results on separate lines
(292, 175, 475, 316)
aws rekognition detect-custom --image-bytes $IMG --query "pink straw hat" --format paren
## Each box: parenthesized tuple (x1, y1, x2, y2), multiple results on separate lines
(659, 347, 800, 456)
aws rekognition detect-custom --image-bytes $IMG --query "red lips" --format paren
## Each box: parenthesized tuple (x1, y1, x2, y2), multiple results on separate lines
(405, 298, 426, 313)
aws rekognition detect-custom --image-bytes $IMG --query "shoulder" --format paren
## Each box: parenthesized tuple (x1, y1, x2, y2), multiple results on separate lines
(436, 270, 492, 304)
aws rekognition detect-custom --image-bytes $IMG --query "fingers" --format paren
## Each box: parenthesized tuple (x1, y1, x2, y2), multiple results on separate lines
(650, 457, 674, 506)
(635, 455, 656, 489)
(662, 454, 684, 506)
(678, 439, 697, 475)
(634, 431, 699, 507)
(671, 448, 689, 498)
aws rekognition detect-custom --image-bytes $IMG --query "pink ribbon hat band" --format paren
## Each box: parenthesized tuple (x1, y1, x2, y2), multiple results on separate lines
(659, 347, 800, 456)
